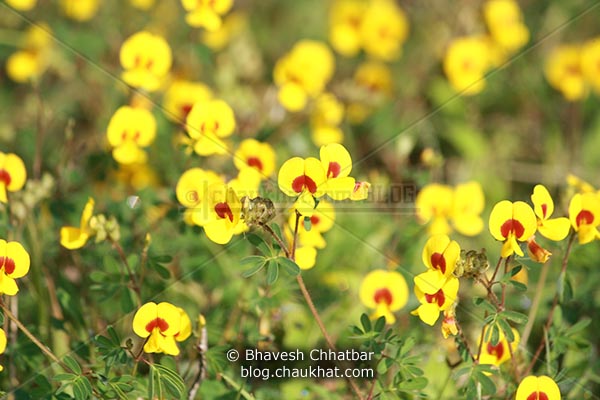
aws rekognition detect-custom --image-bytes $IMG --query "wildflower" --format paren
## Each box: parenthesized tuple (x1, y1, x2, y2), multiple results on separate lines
(310, 93, 345, 146)
(278, 157, 326, 199)
(106, 106, 156, 165)
(452, 182, 485, 236)
(175, 308, 192, 342)
(443, 36, 491, 95)
(163, 80, 213, 124)
(422, 234, 460, 278)
(416, 184, 454, 235)
(175, 168, 224, 223)
(130, 0, 155, 10)
(273, 40, 335, 112)
(489, 200, 537, 257)
(0, 328, 6, 371)
(6, 24, 52, 83)
(60, 0, 100, 21)
(120, 31, 172, 92)
(0, 239, 30, 296)
(60, 198, 95, 249)
(516, 375, 561, 400)
(527, 236, 551, 263)
(320, 143, 356, 200)
(233, 139, 276, 178)
(483, 0, 529, 53)
(412, 271, 459, 326)
(295, 246, 318, 270)
(289, 200, 335, 249)
(568, 192, 600, 244)
(441, 308, 458, 339)
(350, 181, 370, 201)
(0, 152, 27, 204)
(181, 0, 233, 31)
(360, 270, 408, 324)
(201, 12, 246, 50)
(132, 302, 185, 355)
(185, 99, 235, 156)
(347, 61, 393, 124)
(477, 325, 519, 367)
(228, 167, 262, 200)
(545, 45, 586, 101)
(581, 37, 600, 94)
(360, 0, 409, 61)
(566, 174, 595, 194)
(196, 184, 242, 244)
(5, 0, 36, 11)
(531, 184, 570, 241)
(328, 0, 366, 57)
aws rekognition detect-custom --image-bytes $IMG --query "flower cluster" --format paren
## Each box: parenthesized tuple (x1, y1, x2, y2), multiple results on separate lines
(132, 302, 191, 355)
(6, 23, 53, 84)
(359, 270, 408, 324)
(60, 0, 100, 21)
(181, 0, 233, 31)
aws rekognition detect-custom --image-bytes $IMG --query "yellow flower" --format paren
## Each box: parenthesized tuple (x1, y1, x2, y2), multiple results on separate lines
(175, 168, 224, 221)
(6, 24, 52, 84)
(130, 0, 155, 10)
(320, 143, 356, 200)
(289, 200, 335, 249)
(568, 192, 600, 244)
(295, 246, 318, 270)
(278, 157, 326, 199)
(60, 198, 95, 249)
(545, 45, 586, 101)
(185, 99, 235, 156)
(355, 60, 393, 97)
(0, 239, 31, 296)
(233, 139, 276, 178)
(310, 93, 345, 146)
(566, 174, 595, 194)
(132, 302, 183, 356)
(531, 184, 570, 241)
(422, 234, 460, 278)
(477, 325, 519, 367)
(444, 36, 491, 95)
(328, 0, 367, 57)
(452, 181, 485, 235)
(516, 376, 561, 400)
(5, 0, 36, 11)
(581, 37, 600, 93)
(60, 0, 100, 21)
(106, 106, 156, 165)
(0, 328, 6, 371)
(202, 12, 246, 50)
(527, 236, 552, 263)
(120, 31, 172, 92)
(412, 270, 459, 326)
(0, 152, 27, 203)
(228, 167, 262, 200)
(350, 181, 370, 201)
(489, 200, 537, 257)
(441, 308, 458, 339)
(360, 270, 408, 324)
(163, 80, 213, 124)
(175, 308, 192, 342)
(483, 0, 529, 53)
(196, 184, 242, 244)
(273, 40, 335, 112)
(181, 0, 233, 31)
(360, 0, 409, 61)
(416, 184, 454, 235)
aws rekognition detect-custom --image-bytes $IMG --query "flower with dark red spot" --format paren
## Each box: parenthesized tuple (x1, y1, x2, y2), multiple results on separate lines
(194, 184, 242, 244)
(531, 185, 570, 241)
(106, 106, 156, 165)
(422, 234, 460, 277)
(516, 375, 561, 400)
(0, 239, 30, 296)
(412, 270, 459, 326)
(288, 200, 335, 249)
(477, 324, 519, 367)
(568, 192, 600, 244)
(185, 99, 235, 157)
(234, 139, 276, 178)
(489, 200, 537, 257)
(0, 152, 26, 203)
(120, 31, 172, 92)
(319, 143, 356, 200)
(132, 302, 184, 355)
(278, 157, 326, 199)
(163, 80, 212, 124)
(359, 270, 408, 324)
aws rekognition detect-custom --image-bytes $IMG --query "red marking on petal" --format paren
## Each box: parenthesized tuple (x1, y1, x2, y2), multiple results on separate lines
(247, 157, 263, 171)
(145, 59, 154, 70)
(327, 162, 341, 178)
(353, 182, 361, 192)
(133, 55, 141, 67)
(0, 169, 11, 186)
(541, 204, 548, 218)
(180, 104, 193, 118)
(145, 317, 169, 333)
(215, 202, 234, 222)
(310, 215, 320, 225)
(500, 219, 525, 238)
(0, 257, 16, 275)
(527, 392, 549, 400)
(213, 121, 219, 132)
(425, 289, 445, 307)
(373, 288, 393, 306)
(121, 131, 127, 141)
(133, 131, 141, 142)
(576, 210, 594, 226)
(430, 252, 446, 274)
(291, 175, 317, 194)
(486, 341, 504, 361)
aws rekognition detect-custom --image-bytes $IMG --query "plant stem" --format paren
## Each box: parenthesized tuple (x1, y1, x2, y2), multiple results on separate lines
(521, 259, 551, 348)
(258, 222, 290, 258)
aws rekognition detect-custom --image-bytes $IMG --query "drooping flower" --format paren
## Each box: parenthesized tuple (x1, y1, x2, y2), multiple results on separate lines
(278, 157, 327, 199)
(545, 45, 586, 101)
(328, 0, 366, 57)
(489, 200, 537, 257)
(443, 36, 491, 95)
(531, 184, 570, 241)
(106, 106, 156, 165)
(5, 0, 36, 11)
(477, 325, 519, 367)
(185, 99, 235, 156)
(181, 0, 233, 31)
(527, 236, 552, 263)
(60, 0, 100, 21)
(0, 328, 6, 372)
(360, 0, 409, 61)
(581, 37, 600, 93)
(422, 234, 460, 278)
(568, 192, 600, 244)
(163, 80, 213, 124)
(515, 375, 561, 400)
(0, 152, 27, 203)
(320, 143, 356, 200)
(350, 181, 370, 201)
(412, 270, 459, 326)
(195, 184, 242, 244)
(360, 270, 408, 324)
(233, 139, 276, 178)
(441, 308, 459, 339)
(483, 0, 529, 53)
(132, 302, 184, 355)
(120, 31, 172, 92)
(60, 198, 95, 249)
(0, 239, 30, 296)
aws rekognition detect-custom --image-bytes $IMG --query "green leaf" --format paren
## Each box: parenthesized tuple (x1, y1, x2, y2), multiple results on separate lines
(303, 216, 312, 231)
(497, 318, 515, 343)
(399, 377, 428, 391)
(53, 373, 76, 382)
(246, 233, 271, 255)
(152, 254, 173, 264)
(266, 259, 279, 285)
(473, 297, 497, 313)
(277, 257, 300, 276)
(149, 261, 171, 279)
(360, 313, 372, 333)
(566, 318, 591, 335)
(374, 316, 386, 333)
(241, 260, 266, 278)
(502, 310, 528, 325)
(509, 264, 523, 277)
(149, 363, 187, 399)
(508, 279, 527, 291)
(474, 371, 496, 395)
(63, 355, 82, 375)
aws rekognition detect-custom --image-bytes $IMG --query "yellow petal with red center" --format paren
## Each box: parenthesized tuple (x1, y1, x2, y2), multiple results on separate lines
(0, 153, 27, 196)
(412, 303, 440, 326)
(489, 200, 513, 240)
(478, 326, 519, 366)
(233, 139, 276, 177)
(204, 215, 235, 244)
(531, 184, 554, 220)
(303, 157, 327, 198)
(278, 157, 304, 197)
(295, 246, 317, 270)
(60, 227, 89, 250)
(186, 99, 235, 140)
(350, 181, 370, 201)
(132, 302, 158, 338)
(538, 217, 570, 241)
(359, 270, 408, 313)
(120, 32, 172, 91)
(278, 157, 326, 198)
(516, 376, 561, 400)
(278, 82, 308, 112)
(414, 270, 446, 295)
(372, 302, 395, 324)
(320, 143, 352, 179)
(324, 176, 356, 200)
(422, 234, 460, 276)
(155, 302, 182, 336)
(439, 277, 459, 310)
(175, 308, 192, 342)
(569, 192, 600, 243)
(175, 168, 224, 208)
(489, 200, 537, 241)
(4, 241, 30, 279)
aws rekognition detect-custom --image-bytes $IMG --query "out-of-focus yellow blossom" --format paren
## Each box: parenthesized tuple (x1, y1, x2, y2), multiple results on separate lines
(310, 93, 345, 146)
(194, 184, 242, 244)
(130, 0, 155, 10)
(360, 270, 408, 324)
(0, 328, 6, 372)
(0, 239, 30, 296)
(0, 152, 27, 203)
(545, 45, 586, 101)
(113, 162, 159, 191)
(412, 270, 459, 326)
(60, 198, 95, 249)
(489, 200, 537, 257)
(483, 0, 529, 53)
(176, 168, 224, 225)
(228, 167, 262, 200)
(6, 23, 53, 83)
(233, 139, 276, 178)
(452, 182, 485, 235)
(163, 80, 212, 124)
(422, 234, 460, 278)
(516, 376, 561, 400)
(568, 192, 600, 244)
(185, 99, 235, 156)
(120, 31, 172, 92)
(416, 184, 453, 235)
(531, 184, 570, 241)
(350, 181, 370, 200)
(360, 0, 409, 61)
(444, 36, 491, 95)
(202, 12, 246, 50)
(328, 0, 367, 57)
(6, 0, 36, 10)
(181, 0, 233, 31)
(106, 106, 156, 165)
(566, 174, 595, 194)
(60, 0, 100, 22)
(295, 246, 318, 270)
(273, 40, 335, 112)
(320, 143, 356, 200)
(477, 325, 519, 367)
(581, 37, 600, 93)
(132, 302, 187, 355)
(347, 61, 393, 124)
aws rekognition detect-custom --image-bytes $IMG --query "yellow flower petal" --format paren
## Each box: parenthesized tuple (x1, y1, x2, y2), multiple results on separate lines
(538, 217, 571, 241)
(295, 246, 317, 270)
